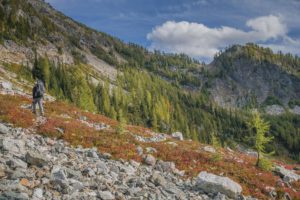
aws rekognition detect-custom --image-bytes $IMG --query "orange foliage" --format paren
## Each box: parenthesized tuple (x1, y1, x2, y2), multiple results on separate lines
(0, 94, 34, 128)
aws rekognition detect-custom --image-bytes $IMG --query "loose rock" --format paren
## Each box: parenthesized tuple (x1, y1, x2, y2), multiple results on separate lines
(196, 171, 242, 199)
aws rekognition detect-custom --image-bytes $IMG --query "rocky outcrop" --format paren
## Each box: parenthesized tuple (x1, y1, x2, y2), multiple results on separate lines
(196, 171, 242, 199)
(274, 166, 300, 183)
(265, 105, 285, 115)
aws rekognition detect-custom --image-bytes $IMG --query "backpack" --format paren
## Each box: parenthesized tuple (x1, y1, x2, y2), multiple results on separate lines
(35, 82, 44, 98)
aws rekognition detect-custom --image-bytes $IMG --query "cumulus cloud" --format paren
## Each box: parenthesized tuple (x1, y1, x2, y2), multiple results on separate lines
(147, 15, 293, 60)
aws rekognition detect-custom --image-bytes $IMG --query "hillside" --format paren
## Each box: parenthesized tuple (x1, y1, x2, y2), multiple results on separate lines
(1, 71, 300, 200)
(0, 0, 300, 162)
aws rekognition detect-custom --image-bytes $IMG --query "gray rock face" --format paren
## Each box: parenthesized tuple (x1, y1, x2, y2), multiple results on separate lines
(274, 165, 300, 183)
(171, 132, 184, 141)
(196, 171, 242, 199)
(25, 151, 48, 167)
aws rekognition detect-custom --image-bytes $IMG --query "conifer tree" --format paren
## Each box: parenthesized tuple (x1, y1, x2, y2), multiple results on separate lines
(248, 111, 274, 169)
(117, 109, 126, 134)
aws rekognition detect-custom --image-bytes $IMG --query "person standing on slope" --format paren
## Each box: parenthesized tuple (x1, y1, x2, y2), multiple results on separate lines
(32, 79, 45, 116)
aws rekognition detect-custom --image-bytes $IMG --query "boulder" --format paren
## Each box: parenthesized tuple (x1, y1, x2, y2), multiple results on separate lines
(0, 81, 12, 90)
(146, 147, 157, 154)
(0, 138, 25, 154)
(196, 171, 242, 199)
(203, 146, 216, 153)
(32, 188, 44, 199)
(0, 123, 10, 135)
(136, 146, 143, 156)
(25, 151, 48, 167)
(98, 191, 115, 200)
(143, 154, 156, 166)
(50, 166, 69, 194)
(86, 149, 99, 159)
(151, 171, 167, 187)
(274, 165, 300, 183)
(171, 132, 184, 141)
(155, 160, 176, 173)
(51, 166, 67, 181)
(6, 158, 28, 169)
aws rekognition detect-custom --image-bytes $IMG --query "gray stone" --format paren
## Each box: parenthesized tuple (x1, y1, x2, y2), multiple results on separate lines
(65, 167, 82, 179)
(82, 167, 95, 177)
(0, 123, 10, 135)
(171, 132, 184, 141)
(6, 158, 28, 169)
(7, 169, 27, 180)
(0, 81, 13, 90)
(32, 188, 44, 199)
(101, 153, 112, 159)
(155, 160, 176, 173)
(96, 161, 109, 174)
(130, 160, 140, 168)
(146, 147, 157, 154)
(196, 171, 242, 199)
(25, 151, 48, 167)
(69, 179, 85, 193)
(51, 165, 67, 181)
(265, 105, 285, 115)
(136, 146, 143, 156)
(87, 150, 99, 159)
(152, 171, 167, 187)
(213, 192, 229, 200)
(274, 165, 300, 183)
(203, 146, 216, 153)
(1, 192, 29, 200)
(0, 138, 25, 154)
(143, 154, 156, 166)
(98, 191, 115, 200)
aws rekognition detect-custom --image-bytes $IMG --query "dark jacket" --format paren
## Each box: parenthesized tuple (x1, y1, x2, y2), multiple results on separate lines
(32, 81, 45, 99)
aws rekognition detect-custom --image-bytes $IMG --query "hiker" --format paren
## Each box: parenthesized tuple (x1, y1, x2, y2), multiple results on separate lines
(32, 79, 45, 116)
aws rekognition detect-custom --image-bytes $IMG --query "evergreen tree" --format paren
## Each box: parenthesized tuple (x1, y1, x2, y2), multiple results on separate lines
(117, 109, 126, 134)
(248, 111, 274, 169)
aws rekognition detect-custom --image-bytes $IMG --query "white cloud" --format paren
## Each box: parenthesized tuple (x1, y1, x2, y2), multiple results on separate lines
(147, 15, 296, 60)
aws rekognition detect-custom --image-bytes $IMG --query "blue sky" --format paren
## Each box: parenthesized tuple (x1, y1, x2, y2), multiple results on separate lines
(45, 0, 300, 61)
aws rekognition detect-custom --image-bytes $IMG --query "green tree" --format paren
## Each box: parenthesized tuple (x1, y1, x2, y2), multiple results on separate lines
(248, 111, 274, 169)
(117, 109, 126, 134)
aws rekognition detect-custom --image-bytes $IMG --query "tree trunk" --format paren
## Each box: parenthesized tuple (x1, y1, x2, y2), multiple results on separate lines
(256, 151, 260, 167)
